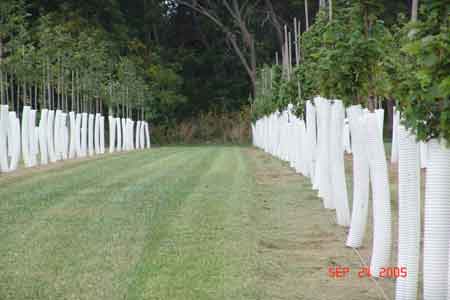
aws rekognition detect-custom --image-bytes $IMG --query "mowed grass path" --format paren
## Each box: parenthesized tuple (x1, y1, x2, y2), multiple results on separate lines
(0, 146, 392, 300)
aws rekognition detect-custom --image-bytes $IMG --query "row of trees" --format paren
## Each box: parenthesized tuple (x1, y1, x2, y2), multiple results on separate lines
(0, 0, 152, 120)
(251, 0, 449, 143)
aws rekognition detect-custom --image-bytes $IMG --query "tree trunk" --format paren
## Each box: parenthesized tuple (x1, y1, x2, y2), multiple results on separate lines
(0, 39, 3, 105)
(411, 0, 418, 21)
(305, 0, 310, 31)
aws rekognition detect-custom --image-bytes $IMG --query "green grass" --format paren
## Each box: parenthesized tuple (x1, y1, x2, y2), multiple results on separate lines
(0, 146, 392, 300)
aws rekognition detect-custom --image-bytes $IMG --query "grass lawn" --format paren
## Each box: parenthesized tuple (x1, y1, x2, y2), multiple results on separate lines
(0, 145, 394, 299)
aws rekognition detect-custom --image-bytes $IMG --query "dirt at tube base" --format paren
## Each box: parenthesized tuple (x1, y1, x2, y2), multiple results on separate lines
(245, 147, 397, 300)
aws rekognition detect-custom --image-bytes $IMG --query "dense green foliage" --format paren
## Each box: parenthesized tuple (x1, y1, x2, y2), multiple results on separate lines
(251, 0, 449, 143)
(393, 1, 450, 142)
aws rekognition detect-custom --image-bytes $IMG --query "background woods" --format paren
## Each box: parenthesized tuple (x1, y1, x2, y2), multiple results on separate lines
(0, 0, 423, 144)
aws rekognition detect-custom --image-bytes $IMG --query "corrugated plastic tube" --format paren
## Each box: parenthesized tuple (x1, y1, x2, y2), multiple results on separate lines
(80, 112, 88, 157)
(136, 121, 141, 150)
(346, 105, 369, 248)
(88, 114, 94, 156)
(288, 116, 295, 168)
(21, 106, 31, 167)
(116, 118, 122, 151)
(47, 110, 57, 162)
(94, 113, 100, 154)
(28, 109, 38, 166)
(391, 107, 399, 163)
(298, 119, 307, 175)
(313, 97, 324, 191)
(376, 108, 384, 142)
(306, 100, 317, 180)
(8, 112, 21, 171)
(367, 112, 392, 278)
(54, 110, 62, 160)
(292, 118, 300, 173)
(318, 98, 333, 208)
(423, 139, 450, 300)
(121, 118, 127, 150)
(39, 109, 49, 165)
(420, 141, 428, 169)
(395, 124, 420, 300)
(109, 116, 116, 153)
(343, 118, 352, 154)
(140, 120, 145, 149)
(144, 122, 151, 148)
(75, 113, 82, 157)
(69, 111, 76, 159)
(100, 116, 105, 154)
(330, 100, 350, 226)
(61, 113, 68, 159)
(0, 105, 9, 172)
(130, 120, 135, 150)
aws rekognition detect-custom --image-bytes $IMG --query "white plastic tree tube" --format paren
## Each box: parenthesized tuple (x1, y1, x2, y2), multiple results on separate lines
(268, 114, 273, 154)
(343, 118, 352, 154)
(299, 119, 308, 175)
(80, 112, 88, 157)
(0, 105, 10, 172)
(280, 112, 286, 160)
(124, 118, 130, 151)
(330, 100, 350, 226)
(109, 116, 116, 153)
(284, 110, 291, 161)
(251, 123, 256, 146)
(53, 109, 62, 161)
(140, 121, 145, 149)
(141, 121, 146, 149)
(420, 141, 428, 168)
(28, 109, 38, 166)
(315, 97, 333, 208)
(145, 122, 151, 148)
(293, 118, 301, 173)
(376, 108, 384, 142)
(421, 139, 450, 300)
(94, 113, 100, 154)
(75, 113, 82, 157)
(395, 124, 421, 300)
(366, 112, 392, 278)
(116, 118, 122, 151)
(88, 114, 95, 156)
(47, 110, 57, 162)
(313, 97, 323, 191)
(346, 105, 370, 248)
(21, 106, 31, 167)
(306, 100, 317, 180)
(391, 107, 399, 163)
(100, 116, 105, 154)
(136, 121, 141, 150)
(288, 116, 295, 168)
(8, 112, 21, 171)
(313, 97, 325, 191)
(74, 113, 81, 157)
(61, 114, 69, 160)
(38, 109, 49, 165)
(130, 119, 135, 150)
(121, 118, 127, 151)
(69, 111, 76, 159)
(292, 118, 300, 173)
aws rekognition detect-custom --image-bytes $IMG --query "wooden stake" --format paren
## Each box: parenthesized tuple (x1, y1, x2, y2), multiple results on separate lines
(411, 0, 418, 21)
(294, 18, 299, 66)
(288, 31, 293, 79)
(305, 0, 310, 31)
(329, 0, 333, 21)
(284, 24, 288, 79)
